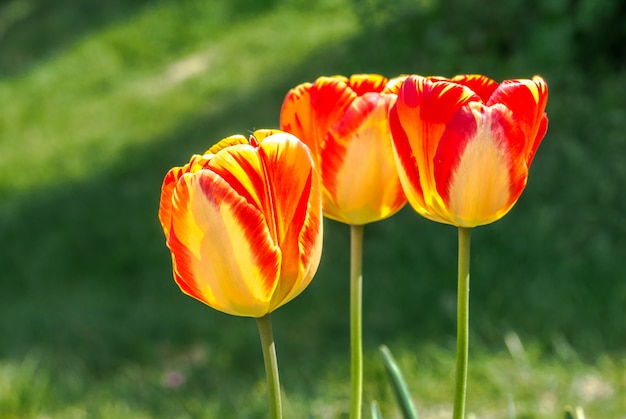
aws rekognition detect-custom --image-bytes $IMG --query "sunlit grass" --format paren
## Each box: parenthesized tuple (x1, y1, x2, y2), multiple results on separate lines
(0, 0, 358, 194)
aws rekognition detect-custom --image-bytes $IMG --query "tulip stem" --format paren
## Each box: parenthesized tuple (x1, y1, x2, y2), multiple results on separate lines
(350, 224, 364, 419)
(453, 227, 472, 419)
(256, 314, 282, 419)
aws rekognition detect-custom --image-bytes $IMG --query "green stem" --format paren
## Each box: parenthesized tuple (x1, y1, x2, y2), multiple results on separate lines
(256, 314, 282, 419)
(453, 227, 472, 419)
(350, 224, 364, 419)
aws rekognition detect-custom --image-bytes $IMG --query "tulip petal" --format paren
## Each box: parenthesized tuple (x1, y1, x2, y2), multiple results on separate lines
(528, 114, 548, 166)
(322, 93, 405, 224)
(255, 133, 323, 307)
(487, 76, 548, 163)
(280, 77, 357, 161)
(280, 83, 314, 150)
(251, 129, 284, 143)
(389, 100, 426, 213)
(390, 75, 480, 222)
(206, 145, 268, 217)
(168, 171, 281, 317)
(450, 74, 499, 102)
(347, 74, 388, 95)
(159, 152, 214, 238)
(382, 75, 407, 94)
(434, 103, 527, 227)
(159, 165, 186, 238)
(206, 135, 248, 154)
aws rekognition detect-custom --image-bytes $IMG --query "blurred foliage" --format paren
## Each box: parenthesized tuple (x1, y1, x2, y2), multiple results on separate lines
(350, 0, 626, 73)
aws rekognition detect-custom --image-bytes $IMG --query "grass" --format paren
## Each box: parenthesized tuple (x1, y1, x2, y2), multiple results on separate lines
(1, 0, 625, 417)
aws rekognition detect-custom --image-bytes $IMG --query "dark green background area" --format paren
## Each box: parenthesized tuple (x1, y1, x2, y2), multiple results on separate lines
(0, 0, 624, 417)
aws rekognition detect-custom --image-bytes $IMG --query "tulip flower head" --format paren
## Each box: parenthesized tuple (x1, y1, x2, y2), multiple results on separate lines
(389, 74, 548, 227)
(280, 74, 407, 225)
(158, 130, 323, 317)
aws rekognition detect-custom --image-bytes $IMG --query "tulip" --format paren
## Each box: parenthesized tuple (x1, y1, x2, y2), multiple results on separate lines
(389, 74, 548, 227)
(158, 129, 323, 318)
(280, 74, 407, 419)
(389, 74, 548, 419)
(158, 129, 323, 419)
(280, 74, 407, 225)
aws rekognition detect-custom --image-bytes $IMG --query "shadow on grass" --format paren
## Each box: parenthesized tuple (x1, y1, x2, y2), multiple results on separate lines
(1, 4, 625, 415)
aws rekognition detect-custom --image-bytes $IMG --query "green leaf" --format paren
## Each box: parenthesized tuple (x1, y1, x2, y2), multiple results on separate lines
(564, 406, 586, 419)
(371, 401, 384, 419)
(379, 345, 418, 419)
(507, 394, 516, 419)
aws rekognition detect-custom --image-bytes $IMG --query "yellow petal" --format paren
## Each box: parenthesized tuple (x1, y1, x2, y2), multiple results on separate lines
(390, 75, 479, 223)
(255, 132, 323, 308)
(168, 171, 281, 317)
(435, 103, 528, 227)
(322, 93, 406, 224)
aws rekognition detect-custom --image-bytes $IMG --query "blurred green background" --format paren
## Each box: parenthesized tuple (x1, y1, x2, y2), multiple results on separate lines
(0, 0, 624, 417)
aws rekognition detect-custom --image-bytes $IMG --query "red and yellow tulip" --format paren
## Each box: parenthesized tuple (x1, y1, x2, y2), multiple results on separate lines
(280, 74, 407, 225)
(158, 130, 323, 317)
(389, 74, 548, 227)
